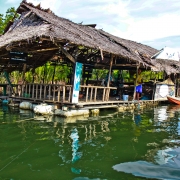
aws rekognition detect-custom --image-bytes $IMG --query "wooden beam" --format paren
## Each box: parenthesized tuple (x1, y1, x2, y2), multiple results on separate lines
(54, 43, 76, 64)
(29, 47, 59, 53)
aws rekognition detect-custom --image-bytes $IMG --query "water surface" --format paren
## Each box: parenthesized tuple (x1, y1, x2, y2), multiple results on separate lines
(0, 104, 180, 180)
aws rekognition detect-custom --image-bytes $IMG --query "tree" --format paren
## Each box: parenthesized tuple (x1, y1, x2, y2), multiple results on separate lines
(0, 7, 19, 34)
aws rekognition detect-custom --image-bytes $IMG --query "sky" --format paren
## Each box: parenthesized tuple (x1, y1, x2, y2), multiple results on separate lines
(0, 0, 180, 52)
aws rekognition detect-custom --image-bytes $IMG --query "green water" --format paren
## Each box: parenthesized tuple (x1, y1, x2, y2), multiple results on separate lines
(0, 104, 180, 180)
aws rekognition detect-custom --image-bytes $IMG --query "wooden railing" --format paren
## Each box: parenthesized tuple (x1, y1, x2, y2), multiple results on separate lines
(7, 84, 72, 103)
(80, 85, 117, 102)
(6, 84, 117, 103)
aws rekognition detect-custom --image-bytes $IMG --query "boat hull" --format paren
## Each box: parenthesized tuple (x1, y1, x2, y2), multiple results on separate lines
(167, 96, 180, 105)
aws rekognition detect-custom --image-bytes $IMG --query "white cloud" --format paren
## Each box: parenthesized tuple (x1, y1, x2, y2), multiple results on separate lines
(27, 0, 60, 12)
(126, 13, 180, 41)
(6, 0, 20, 3)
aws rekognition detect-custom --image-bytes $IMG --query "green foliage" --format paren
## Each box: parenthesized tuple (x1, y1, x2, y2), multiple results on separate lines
(91, 69, 108, 80)
(25, 71, 33, 83)
(10, 71, 22, 84)
(19, 62, 72, 84)
(0, 7, 19, 34)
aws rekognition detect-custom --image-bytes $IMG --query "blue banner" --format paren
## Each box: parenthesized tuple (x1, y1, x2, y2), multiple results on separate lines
(72, 62, 83, 103)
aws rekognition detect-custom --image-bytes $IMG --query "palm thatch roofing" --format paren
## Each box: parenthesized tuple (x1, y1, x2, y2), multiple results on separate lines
(0, 0, 178, 74)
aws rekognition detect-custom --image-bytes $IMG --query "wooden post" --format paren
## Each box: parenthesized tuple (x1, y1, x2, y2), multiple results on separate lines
(25, 84, 27, 95)
(133, 65, 139, 100)
(36, 84, 38, 99)
(68, 86, 72, 102)
(62, 86, 65, 102)
(86, 87, 89, 102)
(28, 84, 31, 97)
(32, 84, 35, 98)
(57, 86, 61, 102)
(174, 74, 177, 97)
(163, 71, 165, 81)
(103, 88, 106, 101)
(40, 84, 42, 100)
(48, 85, 51, 100)
(22, 85, 25, 97)
(176, 74, 179, 96)
(44, 85, 47, 100)
(152, 73, 157, 100)
(52, 65, 56, 84)
(90, 87, 93, 101)
(22, 63, 27, 84)
(70, 63, 76, 103)
(94, 87, 97, 101)
(53, 85, 56, 101)
(105, 54, 113, 101)
(43, 64, 46, 84)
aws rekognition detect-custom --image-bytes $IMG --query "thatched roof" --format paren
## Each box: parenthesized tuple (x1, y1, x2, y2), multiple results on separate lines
(0, 0, 178, 74)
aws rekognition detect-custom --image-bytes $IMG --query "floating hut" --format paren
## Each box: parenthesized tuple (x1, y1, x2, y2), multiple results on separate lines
(0, 0, 179, 112)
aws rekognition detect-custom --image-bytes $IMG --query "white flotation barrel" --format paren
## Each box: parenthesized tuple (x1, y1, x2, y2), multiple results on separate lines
(34, 103, 55, 115)
(19, 101, 33, 110)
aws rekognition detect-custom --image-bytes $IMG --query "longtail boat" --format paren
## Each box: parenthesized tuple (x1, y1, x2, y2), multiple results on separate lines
(167, 96, 180, 105)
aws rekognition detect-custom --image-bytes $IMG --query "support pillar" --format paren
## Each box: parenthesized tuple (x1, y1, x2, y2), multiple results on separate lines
(105, 54, 113, 101)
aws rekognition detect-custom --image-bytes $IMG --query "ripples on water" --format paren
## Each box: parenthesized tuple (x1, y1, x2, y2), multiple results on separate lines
(0, 104, 180, 180)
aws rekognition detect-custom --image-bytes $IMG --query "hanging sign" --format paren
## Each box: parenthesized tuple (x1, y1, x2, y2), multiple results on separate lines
(9, 51, 27, 63)
(72, 62, 83, 103)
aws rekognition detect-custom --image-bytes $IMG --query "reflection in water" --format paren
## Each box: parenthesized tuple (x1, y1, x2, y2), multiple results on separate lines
(132, 111, 142, 137)
(113, 159, 180, 180)
(70, 128, 82, 163)
(154, 106, 168, 122)
(155, 147, 180, 166)
(1, 105, 180, 179)
(113, 146, 180, 180)
(2, 105, 9, 112)
(70, 128, 82, 174)
(134, 111, 142, 126)
(113, 105, 180, 180)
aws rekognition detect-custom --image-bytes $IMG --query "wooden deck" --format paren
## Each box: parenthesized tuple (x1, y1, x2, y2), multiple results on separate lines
(0, 83, 166, 109)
